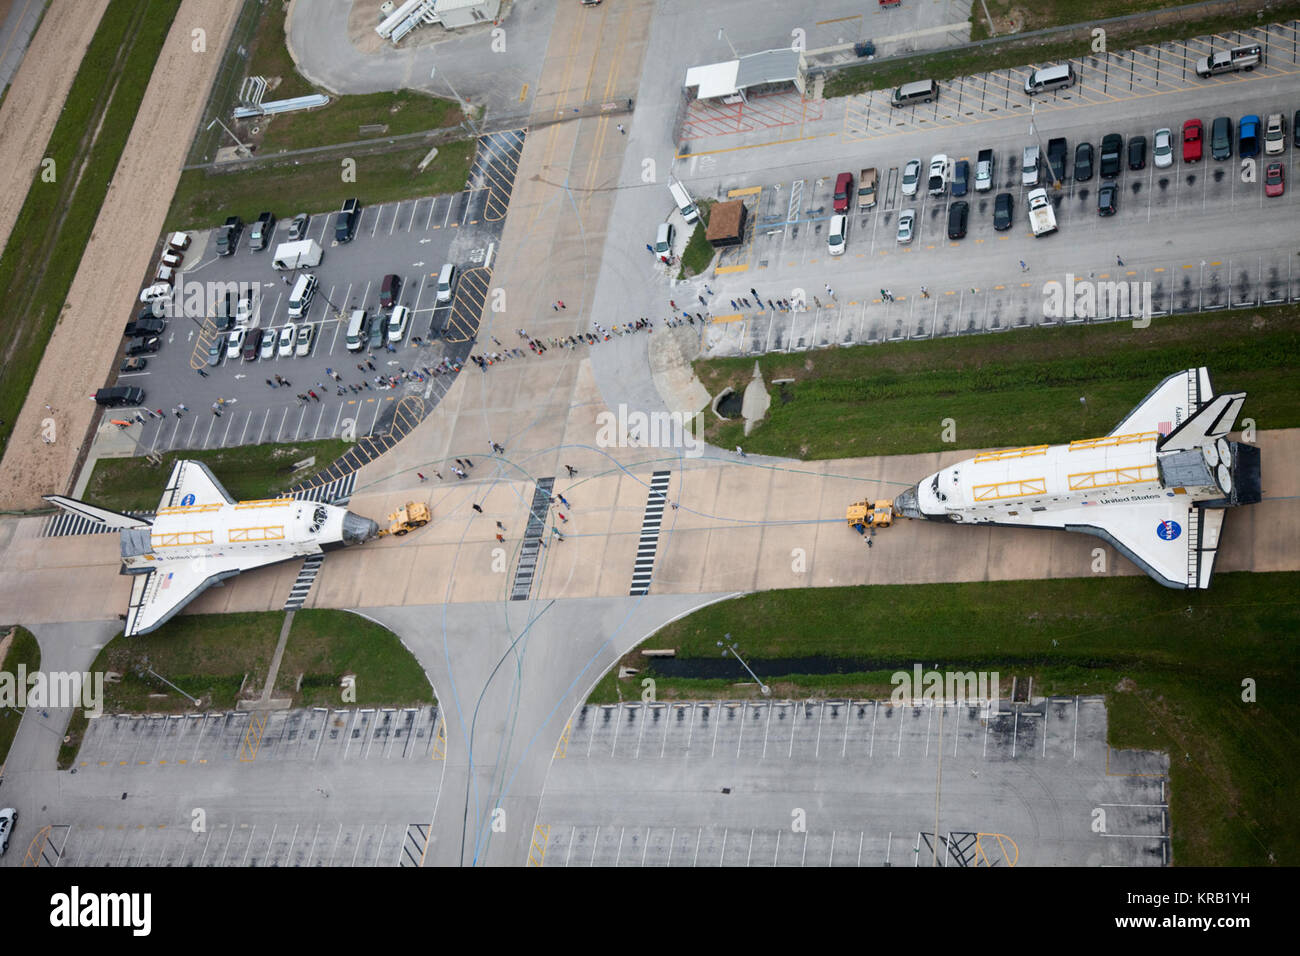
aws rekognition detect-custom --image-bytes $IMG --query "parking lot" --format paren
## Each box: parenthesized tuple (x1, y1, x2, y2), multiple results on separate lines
(110, 129, 525, 455)
(532, 695, 1169, 866)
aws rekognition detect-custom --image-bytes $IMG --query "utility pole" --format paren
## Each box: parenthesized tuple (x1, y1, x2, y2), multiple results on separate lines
(718, 634, 770, 696)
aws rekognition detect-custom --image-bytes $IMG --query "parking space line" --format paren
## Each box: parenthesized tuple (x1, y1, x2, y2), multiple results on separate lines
(426, 197, 437, 230)
(389, 202, 401, 236)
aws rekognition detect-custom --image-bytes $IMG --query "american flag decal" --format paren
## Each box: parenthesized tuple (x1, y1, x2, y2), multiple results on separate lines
(1158, 420, 1171, 435)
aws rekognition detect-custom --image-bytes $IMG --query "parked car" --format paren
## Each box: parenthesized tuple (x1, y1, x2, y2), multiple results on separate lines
(1210, 117, 1232, 160)
(1100, 134, 1123, 178)
(294, 323, 314, 357)
(946, 200, 969, 239)
(124, 317, 166, 338)
(93, 387, 144, 408)
(380, 273, 404, 309)
(288, 213, 310, 240)
(215, 216, 242, 256)
(367, 315, 386, 350)
(1264, 113, 1286, 155)
(259, 327, 277, 359)
(1074, 142, 1094, 181)
(927, 154, 949, 195)
(1128, 135, 1147, 170)
(832, 172, 854, 212)
(951, 159, 970, 197)
(1047, 137, 1068, 183)
(896, 208, 915, 243)
(335, 198, 360, 243)
(827, 213, 847, 256)
(227, 328, 245, 360)
(1239, 115, 1261, 158)
(901, 159, 921, 197)
(278, 325, 296, 357)
(161, 249, 183, 269)
(388, 305, 411, 342)
(1098, 183, 1119, 216)
(248, 211, 276, 252)
(242, 329, 260, 361)
(235, 297, 255, 327)
(1294, 109, 1300, 147)
(125, 336, 160, 356)
(139, 283, 170, 304)
(119, 356, 148, 373)
(1182, 119, 1203, 163)
(993, 192, 1014, 231)
(1153, 128, 1174, 168)
(206, 334, 224, 367)
(1265, 161, 1285, 197)
(0, 808, 13, 856)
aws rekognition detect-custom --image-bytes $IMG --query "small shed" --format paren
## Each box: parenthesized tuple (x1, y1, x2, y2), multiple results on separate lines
(706, 200, 747, 248)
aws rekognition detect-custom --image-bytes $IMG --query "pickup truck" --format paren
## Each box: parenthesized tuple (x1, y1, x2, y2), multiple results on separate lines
(1195, 43, 1262, 78)
(1027, 188, 1058, 237)
(974, 149, 994, 191)
(248, 211, 276, 252)
(215, 216, 242, 256)
(857, 167, 878, 208)
(1047, 138, 1068, 183)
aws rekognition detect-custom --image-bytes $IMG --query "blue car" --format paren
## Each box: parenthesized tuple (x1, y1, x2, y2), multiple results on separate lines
(1239, 114, 1260, 158)
(951, 159, 970, 197)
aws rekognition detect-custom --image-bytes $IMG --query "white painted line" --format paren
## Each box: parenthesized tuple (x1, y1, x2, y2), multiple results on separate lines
(684, 703, 696, 752)
(634, 705, 647, 759)
(331, 401, 345, 435)
(897, 703, 904, 757)
(442, 195, 454, 228)
(710, 703, 721, 758)
(564, 828, 576, 867)
(389, 201, 400, 236)
(641, 829, 650, 866)
(241, 825, 260, 867)
(924, 704, 932, 757)
(828, 830, 835, 867)
(350, 825, 364, 866)
(610, 703, 622, 756)
(869, 699, 877, 757)
(761, 702, 773, 759)
(426, 196, 437, 230)
(274, 406, 288, 442)
(983, 707, 990, 757)
(773, 829, 780, 866)
(614, 827, 625, 866)
(327, 824, 344, 867)
(1073, 696, 1079, 759)
(815, 700, 825, 757)
(735, 702, 746, 757)
(788, 703, 797, 758)
(666, 828, 676, 866)
(366, 395, 383, 436)
(1012, 708, 1019, 757)
(369, 206, 380, 238)
(692, 828, 701, 867)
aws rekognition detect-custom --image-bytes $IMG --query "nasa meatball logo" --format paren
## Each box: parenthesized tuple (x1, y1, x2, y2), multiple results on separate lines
(1156, 519, 1181, 541)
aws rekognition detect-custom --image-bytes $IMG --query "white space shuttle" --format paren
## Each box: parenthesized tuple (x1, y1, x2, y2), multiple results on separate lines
(45, 460, 379, 635)
(894, 368, 1262, 589)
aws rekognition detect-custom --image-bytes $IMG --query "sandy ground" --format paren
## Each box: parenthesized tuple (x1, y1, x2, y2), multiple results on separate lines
(0, 0, 110, 262)
(0, 0, 242, 510)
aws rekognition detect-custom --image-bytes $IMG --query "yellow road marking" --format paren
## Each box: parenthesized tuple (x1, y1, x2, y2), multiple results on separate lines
(528, 825, 550, 866)
(715, 264, 749, 274)
(726, 186, 762, 197)
(711, 313, 744, 324)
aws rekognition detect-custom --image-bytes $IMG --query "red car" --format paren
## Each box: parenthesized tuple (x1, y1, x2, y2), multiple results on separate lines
(1265, 161, 1285, 197)
(833, 172, 853, 212)
(1182, 119, 1203, 163)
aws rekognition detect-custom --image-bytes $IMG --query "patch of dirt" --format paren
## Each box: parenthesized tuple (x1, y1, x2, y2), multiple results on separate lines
(1115, 676, 1137, 693)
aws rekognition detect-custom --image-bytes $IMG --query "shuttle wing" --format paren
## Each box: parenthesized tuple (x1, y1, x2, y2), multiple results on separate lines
(43, 495, 151, 528)
(158, 460, 236, 510)
(995, 498, 1222, 589)
(1107, 367, 1212, 438)
(124, 550, 287, 636)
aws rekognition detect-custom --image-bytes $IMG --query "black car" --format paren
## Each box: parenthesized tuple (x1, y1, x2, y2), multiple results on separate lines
(215, 215, 242, 256)
(951, 160, 970, 197)
(1210, 116, 1232, 160)
(125, 336, 160, 356)
(1074, 142, 1094, 181)
(1100, 133, 1123, 178)
(1128, 136, 1147, 170)
(124, 317, 166, 338)
(993, 192, 1014, 231)
(367, 314, 386, 349)
(1098, 183, 1118, 216)
(946, 201, 969, 239)
(336, 198, 360, 243)
(94, 386, 145, 408)
(1294, 109, 1300, 147)
(119, 357, 148, 373)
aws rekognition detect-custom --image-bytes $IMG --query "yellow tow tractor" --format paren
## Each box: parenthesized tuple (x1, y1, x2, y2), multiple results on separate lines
(377, 501, 431, 537)
(846, 499, 895, 535)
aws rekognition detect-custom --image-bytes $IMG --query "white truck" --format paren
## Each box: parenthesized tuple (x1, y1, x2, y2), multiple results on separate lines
(271, 239, 323, 270)
(1026, 188, 1057, 237)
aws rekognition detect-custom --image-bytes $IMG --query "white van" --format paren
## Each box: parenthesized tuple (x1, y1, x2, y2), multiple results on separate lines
(668, 179, 698, 224)
(287, 273, 318, 319)
(345, 309, 369, 351)
(436, 263, 456, 303)
(654, 222, 674, 256)
(388, 305, 411, 342)
(1025, 64, 1075, 95)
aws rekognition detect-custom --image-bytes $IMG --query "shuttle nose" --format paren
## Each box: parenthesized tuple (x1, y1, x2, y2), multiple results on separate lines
(341, 512, 380, 544)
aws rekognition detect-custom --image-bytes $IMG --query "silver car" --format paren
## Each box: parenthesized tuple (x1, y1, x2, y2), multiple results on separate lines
(900, 159, 921, 197)
(896, 209, 916, 244)
(0, 807, 16, 856)
(1153, 127, 1174, 168)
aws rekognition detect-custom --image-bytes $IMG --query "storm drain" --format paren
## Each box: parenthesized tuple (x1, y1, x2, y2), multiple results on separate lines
(630, 471, 671, 596)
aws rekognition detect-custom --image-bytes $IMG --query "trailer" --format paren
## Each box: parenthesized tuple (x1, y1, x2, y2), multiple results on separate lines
(271, 239, 323, 270)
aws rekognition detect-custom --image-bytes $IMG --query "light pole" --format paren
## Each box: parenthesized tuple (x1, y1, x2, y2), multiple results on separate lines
(718, 634, 769, 696)
(431, 66, 476, 136)
(206, 116, 248, 155)
(717, 27, 738, 58)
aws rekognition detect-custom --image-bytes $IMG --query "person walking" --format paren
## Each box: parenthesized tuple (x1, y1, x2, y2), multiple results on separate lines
(557, 493, 570, 508)
(496, 533, 504, 543)
(565, 464, 577, 476)
(308, 390, 319, 402)
(921, 286, 930, 298)
(472, 503, 483, 513)
(266, 378, 277, 388)
(434, 471, 443, 480)
(418, 472, 427, 481)
(557, 512, 568, 523)
(196, 368, 208, 378)
(552, 526, 566, 541)
(646, 243, 654, 254)
(750, 287, 759, 300)
(1019, 260, 1028, 272)
(616, 123, 625, 134)
(463, 458, 473, 469)
(736, 445, 746, 457)
(211, 404, 222, 417)
(496, 521, 507, 531)
(1116, 254, 1125, 266)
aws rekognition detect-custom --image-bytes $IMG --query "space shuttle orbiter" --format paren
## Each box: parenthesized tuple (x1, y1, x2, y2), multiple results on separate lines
(893, 368, 1262, 589)
(45, 460, 379, 635)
